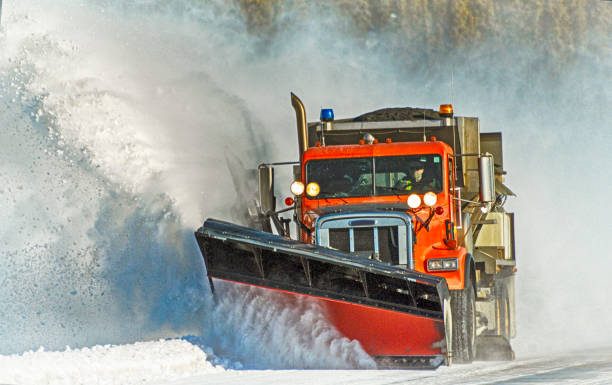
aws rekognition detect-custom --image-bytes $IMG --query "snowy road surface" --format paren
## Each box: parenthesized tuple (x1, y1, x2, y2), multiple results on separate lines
(161, 349, 612, 385)
(1, 340, 611, 385)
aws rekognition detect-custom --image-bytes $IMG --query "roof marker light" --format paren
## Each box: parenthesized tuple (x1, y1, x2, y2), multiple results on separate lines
(320, 109, 334, 121)
(439, 104, 453, 117)
(363, 133, 376, 144)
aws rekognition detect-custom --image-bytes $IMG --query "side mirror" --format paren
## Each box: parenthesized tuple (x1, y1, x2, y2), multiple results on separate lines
(479, 153, 495, 203)
(258, 165, 275, 215)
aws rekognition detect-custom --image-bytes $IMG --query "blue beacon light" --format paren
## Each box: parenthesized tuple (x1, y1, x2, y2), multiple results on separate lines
(320, 108, 334, 121)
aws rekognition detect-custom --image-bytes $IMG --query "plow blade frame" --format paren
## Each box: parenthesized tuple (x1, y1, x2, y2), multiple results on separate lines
(195, 219, 451, 367)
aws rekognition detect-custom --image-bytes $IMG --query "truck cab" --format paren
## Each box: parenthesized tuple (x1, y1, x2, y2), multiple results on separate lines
(297, 139, 471, 293)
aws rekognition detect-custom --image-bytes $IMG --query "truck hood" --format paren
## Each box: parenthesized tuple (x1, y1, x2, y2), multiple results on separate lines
(314, 202, 410, 216)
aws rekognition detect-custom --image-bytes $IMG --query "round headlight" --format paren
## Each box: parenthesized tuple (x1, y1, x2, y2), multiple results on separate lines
(424, 191, 437, 207)
(306, 182, 320, 197)
(290, 181, 305, 196)
(407, 194, 421, 209)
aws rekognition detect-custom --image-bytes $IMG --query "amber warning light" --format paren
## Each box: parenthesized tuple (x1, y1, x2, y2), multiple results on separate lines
(439, 104, 453, 118)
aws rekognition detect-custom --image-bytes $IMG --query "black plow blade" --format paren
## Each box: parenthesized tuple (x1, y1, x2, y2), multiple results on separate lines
(195, 219, 449, 320)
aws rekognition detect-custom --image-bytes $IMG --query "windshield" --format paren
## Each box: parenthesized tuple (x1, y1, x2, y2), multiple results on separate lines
(306, 154, 443, 199)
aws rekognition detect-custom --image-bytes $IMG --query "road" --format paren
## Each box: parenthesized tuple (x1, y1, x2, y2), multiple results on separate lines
(156, 348, 612, 385)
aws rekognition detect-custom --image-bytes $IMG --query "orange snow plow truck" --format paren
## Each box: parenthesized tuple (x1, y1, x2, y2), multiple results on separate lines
(195, 93, 517, 368)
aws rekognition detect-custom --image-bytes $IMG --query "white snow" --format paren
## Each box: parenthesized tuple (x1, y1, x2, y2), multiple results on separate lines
(0, 0, 611, 384)
(0, 340, 224, 385)
(204, 282, 376, 369)
(2, 341, 612, 385)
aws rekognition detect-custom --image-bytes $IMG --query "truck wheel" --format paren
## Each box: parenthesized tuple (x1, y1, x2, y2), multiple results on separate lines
(451, 279, 476, 363)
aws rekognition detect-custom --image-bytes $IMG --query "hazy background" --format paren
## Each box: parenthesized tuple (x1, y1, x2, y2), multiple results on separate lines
(0, 0, 610, 366)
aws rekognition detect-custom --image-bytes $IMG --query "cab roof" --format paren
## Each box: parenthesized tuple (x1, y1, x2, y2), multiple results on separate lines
(302, 140, 452, 161)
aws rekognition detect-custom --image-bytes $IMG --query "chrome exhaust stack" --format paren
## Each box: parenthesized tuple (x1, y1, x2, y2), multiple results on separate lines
(291, 93, 308, 163)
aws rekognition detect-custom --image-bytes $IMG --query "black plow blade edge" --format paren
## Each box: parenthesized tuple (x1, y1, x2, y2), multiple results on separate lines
(195, 218, 449, 320)
(374, 355, 446, 369)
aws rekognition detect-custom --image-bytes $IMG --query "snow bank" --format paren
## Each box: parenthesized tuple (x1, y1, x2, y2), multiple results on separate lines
(0, 340, 224, 385)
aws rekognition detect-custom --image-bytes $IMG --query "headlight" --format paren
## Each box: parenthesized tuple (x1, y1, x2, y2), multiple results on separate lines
(290, 181, 305, 196)
(427, 258, 459, 271)
(423, 191, 437, 206)
(306, 182, 320, 197)
(407, 193, 421, 209)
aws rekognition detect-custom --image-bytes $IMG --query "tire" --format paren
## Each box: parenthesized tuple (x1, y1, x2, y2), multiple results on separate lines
(450, 279, 476, 363)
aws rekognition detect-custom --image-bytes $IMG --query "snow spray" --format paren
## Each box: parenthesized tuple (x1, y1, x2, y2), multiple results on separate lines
(0, 0, 610, 364)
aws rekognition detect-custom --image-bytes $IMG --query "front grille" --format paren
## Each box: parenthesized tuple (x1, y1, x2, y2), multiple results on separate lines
(329, 228, 349, 251)
(329, 226, 399, 265)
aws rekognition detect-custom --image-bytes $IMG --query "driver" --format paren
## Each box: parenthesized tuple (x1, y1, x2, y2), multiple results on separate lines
(397, 160, 427, 192)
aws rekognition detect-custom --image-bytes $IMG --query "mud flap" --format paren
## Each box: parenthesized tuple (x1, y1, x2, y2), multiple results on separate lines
(475, 335, 515, 361)
(196, 219, 451, 366)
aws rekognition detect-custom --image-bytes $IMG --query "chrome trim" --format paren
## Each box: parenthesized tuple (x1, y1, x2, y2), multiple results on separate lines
(397, 225, 408, 266)
(479, 153, 496, 203)
(315, 212, 414, 269)
(373, 227, 380, 259)
(291, 93, 308, 159)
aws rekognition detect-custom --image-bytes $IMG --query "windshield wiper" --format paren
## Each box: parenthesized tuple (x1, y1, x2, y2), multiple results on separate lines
(376, 187, 406, 199)
(319, 191, 349, 204)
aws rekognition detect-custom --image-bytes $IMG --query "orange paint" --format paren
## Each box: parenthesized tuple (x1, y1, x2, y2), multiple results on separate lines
(214, 277, 444, 357)
(299, 140, 468, 290)
(324, 300, 445, 356)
